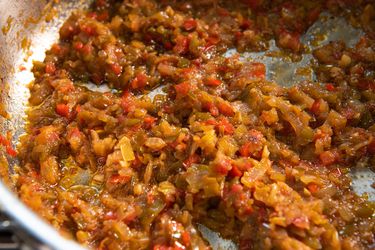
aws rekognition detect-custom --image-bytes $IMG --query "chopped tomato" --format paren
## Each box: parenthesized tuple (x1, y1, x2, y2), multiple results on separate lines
(183, 19, 197, 31)
(56, 104, 70, 118)
(248, 63, 266, 79)
(325, 83, 335, 91)
(45, 62, 56, 74)
(131, 73, 148, 89)
(174, 82, 190, 96)
(204, 77, 222, 87)
(217, 102, 235, 116)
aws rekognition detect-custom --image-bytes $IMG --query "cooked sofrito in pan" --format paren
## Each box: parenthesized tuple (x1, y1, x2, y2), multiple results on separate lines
(14, 0, 375, 249)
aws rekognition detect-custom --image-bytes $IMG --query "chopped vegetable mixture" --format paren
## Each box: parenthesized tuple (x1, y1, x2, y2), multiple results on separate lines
(15, 0, 375, 249)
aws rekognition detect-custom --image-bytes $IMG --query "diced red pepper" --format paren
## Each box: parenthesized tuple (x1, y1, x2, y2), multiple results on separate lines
(174, 82, 190, 96)
(56, 104, 70, 118)
(239, 142, 252, 157)
(181, 231, 191, 246)
(45, 62, 56, 74)
(164, 41, 173, 50)
(216, 117, 234, 135)
(110, 63, 122, 75)
(97, 10, 109, 21)
(204, 77, 222, 87)
(307, 183, 319, 193)
(96, 0, 107, 7)
(6, 146, 17, 157)
(325, 83, 335, 91)
(229, 165, 242, 177)
(217, 7, 230, 17)
(202, 102, 219, 117)
(242, 0, 263, 9)
(91, 72, 103, 84)
(108, 174, 131, 184)
(368, 139, 375, 155)
(104, 211, 117, 220)
(81, 44, 93, 55)
(206, 36, 220, 46)
(73, 41, 84, 51)
(121, 91, 135, 113)
(231, 184, 243, 193)
(19, 65, 26, 71)
(357, 78, 375, 91)
(183, 19, 197, 31)
(240, 19, 253, 30)
(215, 159, 232, 175)
(173, 35, 189, 55)
(217, 102, 235, 116)
(153, 245, 172, 250)
(308, 7, 321, 24)
(51, 44, 62, 55)
(68, 127, 81, 139)
(131, 73, 148, 89)
(75, 105, 81, 113)
(143, 116, 157, 129)
(87, 12, 97, 19)
(183, 154, 201, 168)
(82, 25, 96, 36)
(310, 99, 321, 115)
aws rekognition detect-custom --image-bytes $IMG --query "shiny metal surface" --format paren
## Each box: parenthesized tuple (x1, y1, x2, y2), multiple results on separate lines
(0, 1, 373, 250)
(0, 1, 89, 249)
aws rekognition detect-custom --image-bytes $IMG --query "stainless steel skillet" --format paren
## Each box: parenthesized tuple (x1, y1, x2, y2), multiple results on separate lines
(0, 1, 373, 249)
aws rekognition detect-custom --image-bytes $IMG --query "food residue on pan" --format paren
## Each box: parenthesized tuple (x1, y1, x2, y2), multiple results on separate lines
(1, 16, 13, 35)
